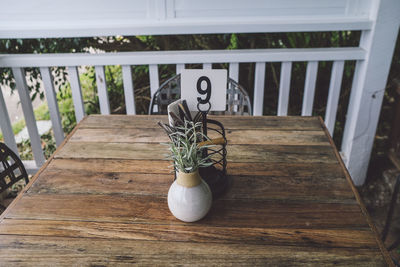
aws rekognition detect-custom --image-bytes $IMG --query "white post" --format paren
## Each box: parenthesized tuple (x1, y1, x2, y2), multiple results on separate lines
(122, 65, 136, 115)
(0, 86, 19, 155)
(341, 0, 400, 185)
(12, 68, 46, 166)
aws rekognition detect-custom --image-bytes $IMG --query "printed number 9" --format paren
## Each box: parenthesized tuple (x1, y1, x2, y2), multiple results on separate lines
(197, 76, 211, 104)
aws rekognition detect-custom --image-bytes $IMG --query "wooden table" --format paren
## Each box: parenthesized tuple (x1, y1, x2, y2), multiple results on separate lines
(0, 115, 392, 266)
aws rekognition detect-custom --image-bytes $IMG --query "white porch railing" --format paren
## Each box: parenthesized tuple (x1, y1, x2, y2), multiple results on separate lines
(0, 0, 399, 186)
(0, 47, 372, 173)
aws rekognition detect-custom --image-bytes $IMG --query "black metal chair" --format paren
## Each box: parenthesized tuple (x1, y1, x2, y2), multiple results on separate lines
(149, 73, 252, 115)
(0, 142, 29, 213)
(381, 173, 400, 266)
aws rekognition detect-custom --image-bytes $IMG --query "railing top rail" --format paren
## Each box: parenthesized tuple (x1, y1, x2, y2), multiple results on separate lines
(0, 47, 366, 68)
(0, 16, 373, 39)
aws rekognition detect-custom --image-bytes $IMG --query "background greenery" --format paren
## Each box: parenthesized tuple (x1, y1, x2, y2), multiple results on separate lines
(0, 32, 399, 183)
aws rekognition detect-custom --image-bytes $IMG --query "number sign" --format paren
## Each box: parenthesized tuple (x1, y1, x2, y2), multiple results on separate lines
(181, 69, 227, 111)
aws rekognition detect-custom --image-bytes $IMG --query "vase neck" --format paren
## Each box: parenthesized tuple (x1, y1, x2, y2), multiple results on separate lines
(176, 170, 201, 188)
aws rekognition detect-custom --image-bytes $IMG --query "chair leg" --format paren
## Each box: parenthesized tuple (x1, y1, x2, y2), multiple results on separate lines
(382, 174, 400, 242)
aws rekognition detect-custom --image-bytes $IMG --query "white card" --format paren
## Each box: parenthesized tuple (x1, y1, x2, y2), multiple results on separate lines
(181, 69, 227, 111)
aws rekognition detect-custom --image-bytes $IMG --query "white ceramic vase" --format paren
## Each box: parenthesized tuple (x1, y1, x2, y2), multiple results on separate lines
(167, 170, 212, 222)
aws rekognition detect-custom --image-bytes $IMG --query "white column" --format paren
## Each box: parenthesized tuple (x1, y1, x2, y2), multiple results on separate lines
(341, 0, 400, 185)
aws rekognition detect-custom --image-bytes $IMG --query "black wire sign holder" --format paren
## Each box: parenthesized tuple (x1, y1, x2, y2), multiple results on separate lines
(195, 82, 229, 198)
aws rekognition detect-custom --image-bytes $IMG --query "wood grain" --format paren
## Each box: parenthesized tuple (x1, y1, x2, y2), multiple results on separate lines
(55, 142, 337, 163)
(0, 235, 385, 267)
(28, 169, 355, 203)
(0, 115, 389, 266)
(47, 158, 345, 177)
(6, 194, 369, 228)
(0, 219, 378, 248)
(81, 115, 323, 131)
(70, 127, 330, 146)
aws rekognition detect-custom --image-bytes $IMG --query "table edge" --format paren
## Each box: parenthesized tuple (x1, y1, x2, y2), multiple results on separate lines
(318, 116, 394, 267)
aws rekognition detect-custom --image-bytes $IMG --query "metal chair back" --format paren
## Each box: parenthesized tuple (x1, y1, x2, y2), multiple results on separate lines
(149, 74, 252, 115)
(0, 142, 29, 195)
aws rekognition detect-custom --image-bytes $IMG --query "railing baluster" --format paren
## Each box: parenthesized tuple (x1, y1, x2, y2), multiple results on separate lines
(67, 67, 85, 122)
(203, 63, 212, 69)
(40, 67, 64, 146)
(122, 65, 136, 115)
(176, 64, 184, 74)
(12, 67, 45, 167)
(149, 64, 159, 97)
(301, 61, 318, 116)
(277, 62, 292, 116)
(325, 60, 345, 136)
(0, 86, 19, 155)
(95, 66, 110, 115)
(229, 63, 239, 112)
(149, 64, 159, 112)
(253, 62, 266, 116)
(229, 63, 239, 82)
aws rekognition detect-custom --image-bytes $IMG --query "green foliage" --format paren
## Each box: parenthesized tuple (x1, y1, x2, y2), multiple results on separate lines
(17, 132, 56, 160)
(166, 121, 214, 173)
(0, 38, 93, 100)
(0, 102, 50, 141)
(56, 67, 100, 133)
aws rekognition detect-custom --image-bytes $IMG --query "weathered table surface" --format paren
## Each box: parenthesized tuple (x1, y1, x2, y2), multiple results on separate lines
(0, 115, 392, 266)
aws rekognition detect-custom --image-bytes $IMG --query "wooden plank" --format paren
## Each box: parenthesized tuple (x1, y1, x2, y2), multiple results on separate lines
(324, 60, 345, 136)
(222, 175, 354, 203)
(48, 158, 171, 174)
(0, 85, 19, 155)
(301, 61, 319, 116)
(28, 169, 354, 203)
(227, 144, 337, 163)
(55, 142, 338, 163)
(0, 219, 379, 249)
(277, 62, 292, 116)
(69, 128, 331, 146)
(67, 66, 85, 122)
(40, 67, 64, 146)
(6, 194, 368, 229)
(0, 235, 385, 266)
(95, 65, 111, 115)
(122, 65, 136, 115)
(253, 62, 266, 115)
(47, 158, 345, 177)
(12, 67, 45, 166)
(80, 115, 324, 130)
